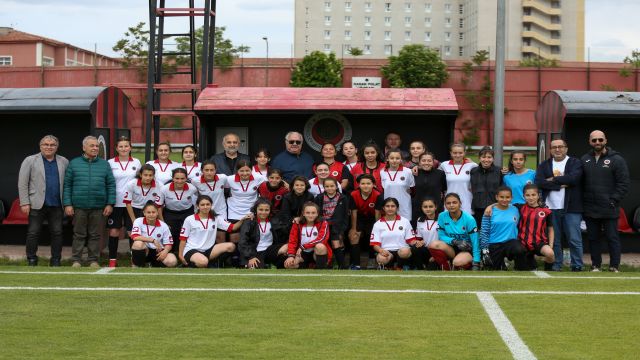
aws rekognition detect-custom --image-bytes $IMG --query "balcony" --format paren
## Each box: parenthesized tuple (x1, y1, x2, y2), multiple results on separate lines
(521, 45, 560, 60)
(522, 0, 562, 16)
(522, 31, 561, 46)
(522, 15, 562, 31)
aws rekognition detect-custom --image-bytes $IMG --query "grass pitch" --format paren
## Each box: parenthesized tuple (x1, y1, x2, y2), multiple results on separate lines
(1, 268, 638, 360)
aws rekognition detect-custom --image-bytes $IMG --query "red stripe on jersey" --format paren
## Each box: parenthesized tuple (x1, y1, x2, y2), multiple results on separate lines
(257, 182, 289, 211)
(517, 204, 551, 250)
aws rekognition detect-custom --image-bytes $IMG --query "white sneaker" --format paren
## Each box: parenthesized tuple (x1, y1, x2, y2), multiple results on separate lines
(71, 261, 82, 268)
(89, 262, 100, 269)
(590, 266, 600, 272)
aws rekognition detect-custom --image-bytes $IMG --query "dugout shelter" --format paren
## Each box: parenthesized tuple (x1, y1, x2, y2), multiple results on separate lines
(194, 86, 459, 162)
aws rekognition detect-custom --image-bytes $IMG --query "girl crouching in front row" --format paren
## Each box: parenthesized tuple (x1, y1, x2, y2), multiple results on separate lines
(239, 198, 289, 269)
(179, 195, 250, 268)
(284, 202, 332, 269)
(370, 197, 415, 270)
(130, 202, 177, 268)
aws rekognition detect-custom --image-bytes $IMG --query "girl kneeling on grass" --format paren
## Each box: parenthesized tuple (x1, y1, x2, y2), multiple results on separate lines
(284, 202, 331, 269)
(429, 193, 480, 270)
(370, 197, 415, 270)
(518, 184, 555, 270)
(130, 202, 177, 268)
(179, 195, 250, 268)
(480, 186, 527, 270)
(239, 198, 289, 269)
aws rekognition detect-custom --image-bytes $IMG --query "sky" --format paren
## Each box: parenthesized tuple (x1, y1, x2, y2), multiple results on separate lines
(0, 0, 638, 62)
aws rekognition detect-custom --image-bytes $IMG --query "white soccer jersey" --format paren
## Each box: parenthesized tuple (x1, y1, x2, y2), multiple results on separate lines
(308, 177, 343, 196)
(130, 217, 173, 250)
(146, 159, 179, 186)
(123, 179, 163, 209)
(380, 166, 415, 220)
(256, 220, 273, 252)
(108, 156, 142, 207)
(370, 216, 415, 251)
(192, 174, 228, 217)
(160, 182, 198, 211)
(416, 219, 439, 246)
(439, 159, 478, 214)
(180, 213, 234, 254)
(251, 165, 269, 179)
(181, 161, 202, 183)
(226, 174, 265, 220)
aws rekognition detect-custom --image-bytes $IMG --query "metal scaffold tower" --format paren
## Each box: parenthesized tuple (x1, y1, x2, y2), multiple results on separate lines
(144, 0, 217, 161)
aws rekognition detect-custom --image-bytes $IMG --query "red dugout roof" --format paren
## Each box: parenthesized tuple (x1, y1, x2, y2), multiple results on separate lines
(194, 87, 458, 112)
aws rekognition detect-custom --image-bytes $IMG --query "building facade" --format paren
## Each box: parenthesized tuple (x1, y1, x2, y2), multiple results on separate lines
(294, 0, 584, 61)
(0, 27, 120, 67)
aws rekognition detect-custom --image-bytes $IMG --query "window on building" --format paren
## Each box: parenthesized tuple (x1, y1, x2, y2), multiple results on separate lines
(459, 46, 464, 56)
(385, 2, 391, 12)
(405, 2, 412, 12)
(344, 44, 352, 52)
(444, 46, 451, 56)
(445, 32, 451, 41)
(345, 2, 352, 11)
(0, 56, 12, 66)
(444, 3, 452, 13)
(364, 30, 372, 40)
(364, 16, 372, 26)
(523, 39, 531, 46)
(42, 57, 54, 66)
(551, 30, 561, 39)
(345, 15, 352, 25)
(424, 31, 431, 42)
(325, 2, 331, 11)
(305, 7, 309, 15)
(384, 16, 392, 26)
(384, 31, 392, 40)
(324, 16, 332, 25)
(65, 59, 76, 66)
(551, 1, 560, 8)
(324, 44, 331, 53)
(324, 30, 331, 40)
(523, 8, 531, 16)
(384, 45, 393, 55)
(459, 4, 464, 14)
(305, 35, 309, 43)
(445, 17, 452, 27)
(365, 2, 372, 12)
(344, 30, 352, 40)
(459, 32, 464, 40)
(364, 44, 372, 54)
(459, 18, 464, 28)
(551, 16, 561, 24)
(305, 21, 309, 29)
(404, 31, 412, 41)
(551, 46, 561, 54)
(425, 17, 431, 27)
(424, 3, 432, 13)
(405, 16, 412, 26)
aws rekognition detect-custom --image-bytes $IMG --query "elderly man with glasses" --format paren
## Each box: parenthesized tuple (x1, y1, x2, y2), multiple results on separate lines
(272, 131, 314, 183)
(581, 130, 630, 273)
(535, 138, 584, 271)
(18, 135, 69, 266)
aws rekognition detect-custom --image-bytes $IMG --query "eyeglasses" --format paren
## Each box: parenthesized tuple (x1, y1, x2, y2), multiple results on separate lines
(550, 145, 566, 150)
(591, 138, 605, 143)
(288, 140, 302, 145)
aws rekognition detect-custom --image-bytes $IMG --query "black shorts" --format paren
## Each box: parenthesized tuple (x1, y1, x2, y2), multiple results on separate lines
(184, 247, 213, 264)
(451, 240, 472, 255)
(488, 239, 527, 270)
(107, 207, 133, 230)
(254, 243, 286, 268)
(530, 241, 549, 257)
(145, 248, 167, 267)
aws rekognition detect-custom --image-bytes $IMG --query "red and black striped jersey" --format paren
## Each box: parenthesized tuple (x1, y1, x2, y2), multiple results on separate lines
(350, 189, 383, 219)
(517, 204, 552, 250)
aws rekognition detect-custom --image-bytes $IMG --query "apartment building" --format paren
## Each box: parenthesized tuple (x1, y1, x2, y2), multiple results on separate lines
(294, 0, 584, 61)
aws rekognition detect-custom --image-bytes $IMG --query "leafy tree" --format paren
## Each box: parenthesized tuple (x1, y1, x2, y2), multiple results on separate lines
(174, 26, 250, 70)
(112, 22, 149, 69)
(290, 51, 343, 87)
(518, 56, 559, 67)
(381, 45, 448, 88)
(348, 47, 364, 57)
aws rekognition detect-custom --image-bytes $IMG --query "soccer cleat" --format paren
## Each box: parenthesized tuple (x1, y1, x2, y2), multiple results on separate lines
(71, 261, 82, 268)
(27, 258, 38, 267)
(109, 259, 117, 268)
(609, 267, 620, 273)
(590, 265, 600, 272)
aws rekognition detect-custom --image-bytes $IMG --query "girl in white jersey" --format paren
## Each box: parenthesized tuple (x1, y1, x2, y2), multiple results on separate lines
(107, 136, 142, 268)
(380, 149, 415, 220)
(123, 164, 164, 226)
(252, 148, 270, 178)
(130, 202, 177, 268)
(370, 197, 415, 270)
(146, 142, 178, 185)
(191, 161, 228, 244)
(341, 140, 359, 174)
(226, 160, 266, 244)
(179, 195, 250, 268)
(412, 197, 439, 270)
(308, 162, 342, 196)
(160, 168, 198, 255)
(180, 145, 201, 183)
(438, 142, 478, 214)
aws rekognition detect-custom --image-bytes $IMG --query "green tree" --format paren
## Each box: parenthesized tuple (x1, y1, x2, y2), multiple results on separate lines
(381, 45, 448, 88)
(174, 26, 250, 70)
(290, 51, 343, 87)
(112, 22, 149, 69)
(348, 47, 364, 57)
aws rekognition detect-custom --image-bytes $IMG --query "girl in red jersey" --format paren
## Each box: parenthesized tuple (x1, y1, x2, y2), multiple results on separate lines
(317, 142, 351, 190)
(130, 202, 177, 268)
(179, 195, 250, 268)
(309, 162, 342, 196)
(107, 136, 142, 267)
(146, 142, 179, 185)
(314, 177, 350, 269)
(351, 142, 386, 190)
(180, 145, 201, 183)
(252, 148, 270, 179)
(257, 168, 290, 216)
(239, 198, 289, 269)
(519, 184, 555, 270)
(349, 174, 384, 269)
(284, 202, 331, 269)
(341, 140, 359, 174)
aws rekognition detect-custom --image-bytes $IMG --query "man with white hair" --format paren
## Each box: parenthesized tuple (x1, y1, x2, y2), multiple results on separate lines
(581, 130, 630, 273)
(272, 131, 314, 182)
(209, 133, 251, 176)
(18, 135, 69, 266)
(63, 136, 116, 268)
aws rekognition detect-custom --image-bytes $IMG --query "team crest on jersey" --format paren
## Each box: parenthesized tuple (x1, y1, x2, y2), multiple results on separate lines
(332, 171, 339, 177)
(275, 195, 283, 200)
(604, 159, 611, 165)
(368, 203, 375, 208)
(180, 228, 186, 234)
(461, 226, 465, 230)
(157, 234, 162, 238)
(513, 216, 518, 222)
(370, 233, 375, 240)
(132, 167, 136, 171)
(107, 219, 114, 225)
(538, 211, 546, 218)
(526, 180, 533, 184)
(313, 232, 318, 236)
(400, 177, 405, 181)
(220, 185, 224, 189)
(152, 193, 158, 196)
(399, 226, 403, 230)
(195, 172, 200, 177)
(465, 171, 470, 175)
(253, 186, 258, 190)
(187, 196, 192, 201)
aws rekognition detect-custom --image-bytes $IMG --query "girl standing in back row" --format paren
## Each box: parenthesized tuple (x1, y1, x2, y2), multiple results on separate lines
(439, 143, 478, 214)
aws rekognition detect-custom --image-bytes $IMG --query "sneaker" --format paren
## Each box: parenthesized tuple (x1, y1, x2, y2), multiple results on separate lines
(349, 265, 361, 270)
(590, 266, 601, 272)
(609, 267, 620, 273)
(89, 261, 100, 269)
(108, 259, 117, 268)
(71, 261, 82, 268)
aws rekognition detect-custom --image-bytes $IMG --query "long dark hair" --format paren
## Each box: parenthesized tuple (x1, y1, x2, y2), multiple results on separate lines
(508, 150, 528, 174)
(195, 195, 219, 217)
(416, 196, 439, 223)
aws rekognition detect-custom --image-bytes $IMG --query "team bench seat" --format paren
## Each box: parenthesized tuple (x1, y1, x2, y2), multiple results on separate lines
(2, 199, 27, 225)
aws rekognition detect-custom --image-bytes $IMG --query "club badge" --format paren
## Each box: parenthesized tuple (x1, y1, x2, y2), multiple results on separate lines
(332, 171, 339, 177)
(538, 211, 546, 218)
(368, 203, 375, 208)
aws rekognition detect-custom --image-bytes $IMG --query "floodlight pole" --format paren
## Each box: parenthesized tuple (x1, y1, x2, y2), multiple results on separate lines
(493, 0, 506, 167)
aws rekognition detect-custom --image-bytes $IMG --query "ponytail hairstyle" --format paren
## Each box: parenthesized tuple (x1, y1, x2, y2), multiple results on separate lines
(523, 183, 544, 207)
(195, 194, 218, 218)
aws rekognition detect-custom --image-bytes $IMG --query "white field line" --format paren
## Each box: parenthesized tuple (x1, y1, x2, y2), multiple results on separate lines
(0, 286, 639, 295)
(477, 292, 537, 360)
(95, 268, 114, 274)
(532, 271, 552, 278)
(1, 270, 639, 280)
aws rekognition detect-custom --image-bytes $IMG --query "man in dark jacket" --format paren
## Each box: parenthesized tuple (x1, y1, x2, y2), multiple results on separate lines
(208, 133, 251, 176)
(581, 130, 630, 272)
(535, 138, 584, 271)
(63, 136, 116, 268)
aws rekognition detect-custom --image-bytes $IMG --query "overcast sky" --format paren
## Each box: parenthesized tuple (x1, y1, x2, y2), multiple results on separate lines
(0, 0, 638, 62)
